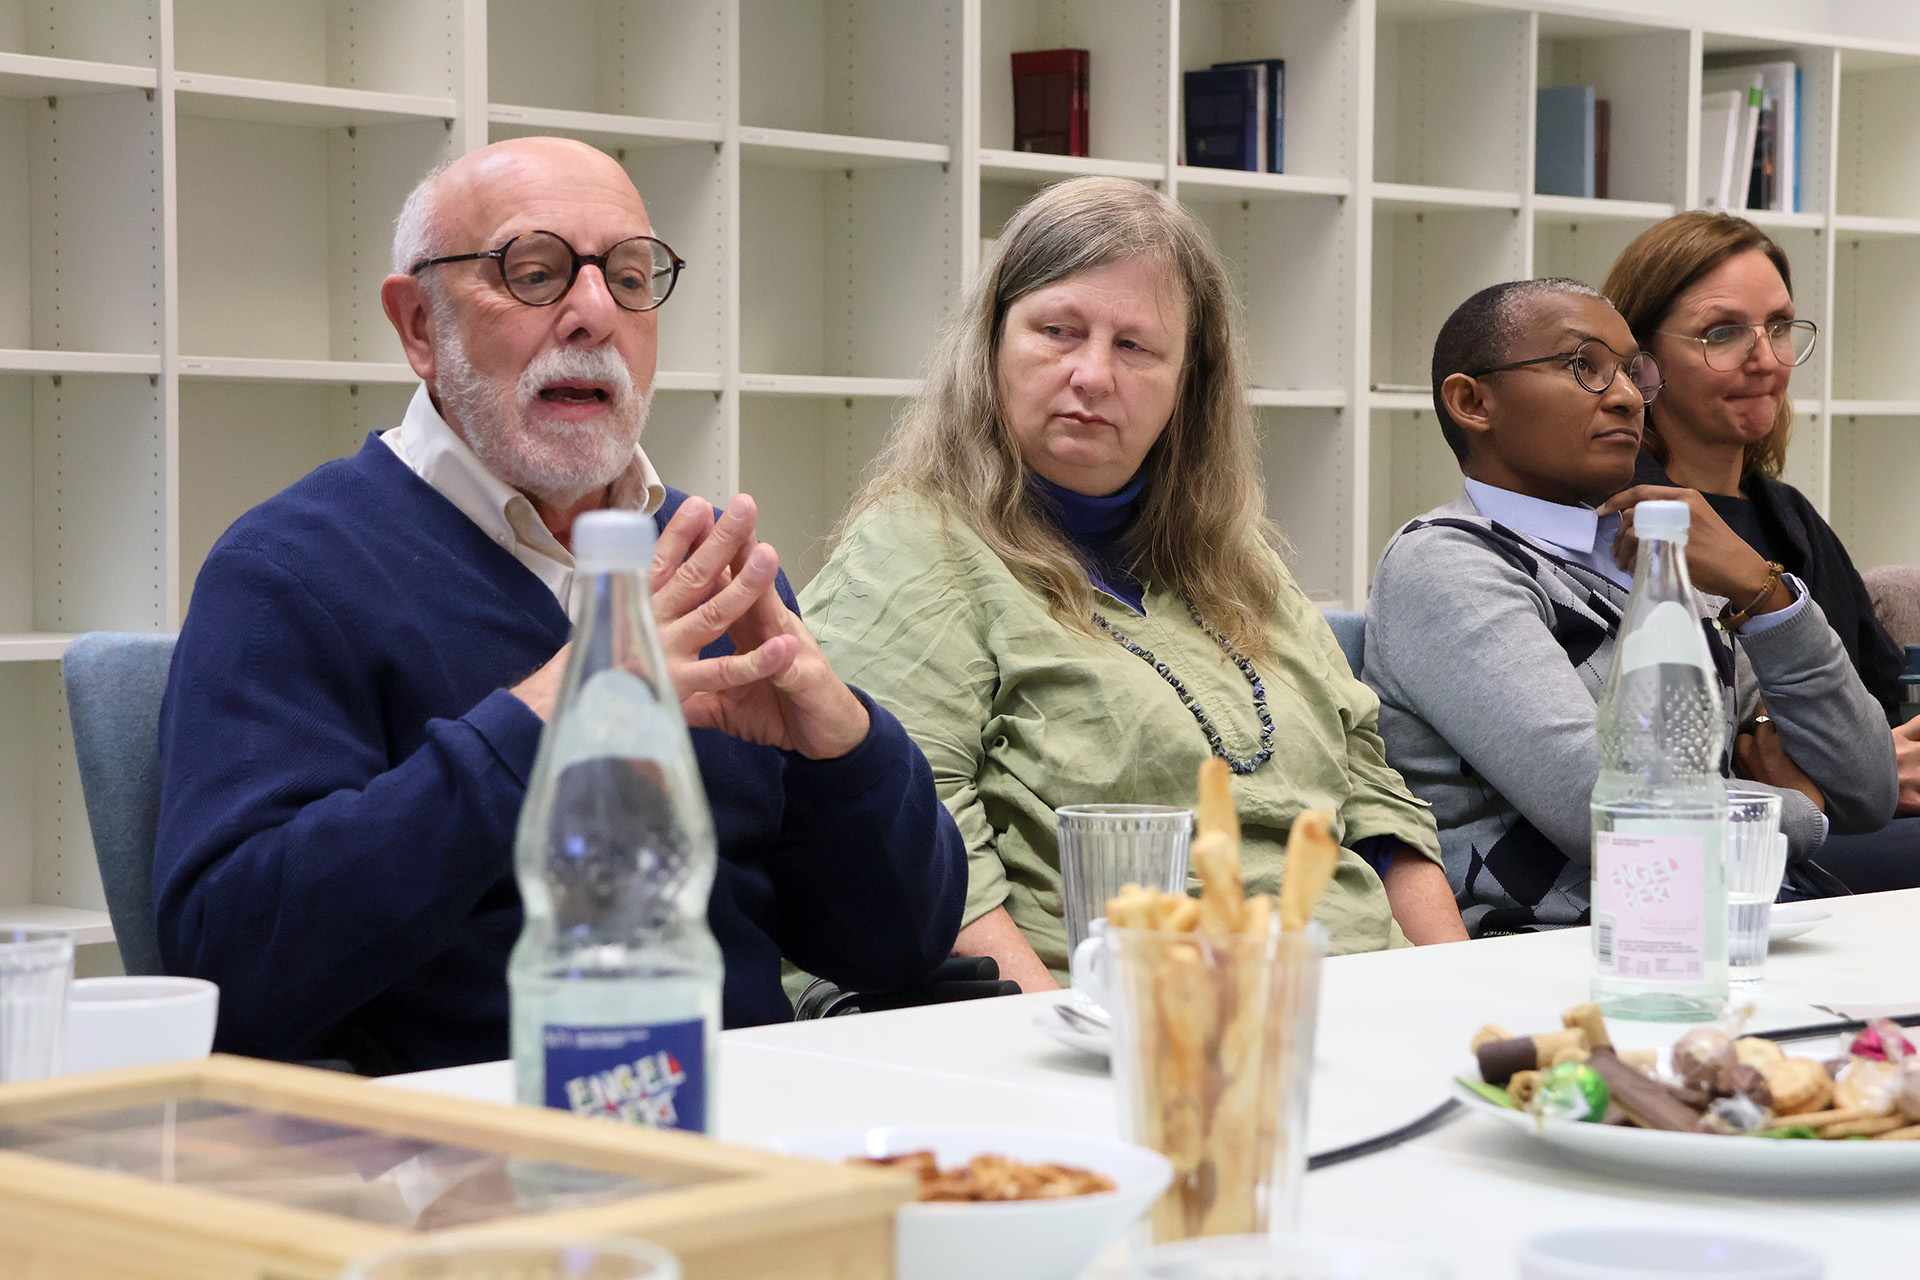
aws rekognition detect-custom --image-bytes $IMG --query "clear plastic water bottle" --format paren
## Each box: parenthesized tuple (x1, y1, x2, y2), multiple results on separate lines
(1590, 499, 1729, 1021)
(509, 510, 722, 1130)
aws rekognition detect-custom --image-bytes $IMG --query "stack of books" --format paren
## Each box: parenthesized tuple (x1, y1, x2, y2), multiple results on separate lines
(1698, 59, 1800, 212)
(1182, 59, 1285, 172)
(1535, 85, 1610, 199)
(1012, 49, 1089, 156)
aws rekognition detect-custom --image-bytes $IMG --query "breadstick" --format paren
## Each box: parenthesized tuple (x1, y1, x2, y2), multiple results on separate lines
(1874, 1124, 1920, 1141)
(1279, 810, 1339, 931)
(1192, 831, 1244, 934)
(1161, 896, 1202, 932)
(1107, 884, 1159, 929)
(1196, 756, 1239, 845)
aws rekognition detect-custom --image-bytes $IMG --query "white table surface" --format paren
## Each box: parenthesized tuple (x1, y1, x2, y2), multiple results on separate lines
(385, 890, 1920, 1278)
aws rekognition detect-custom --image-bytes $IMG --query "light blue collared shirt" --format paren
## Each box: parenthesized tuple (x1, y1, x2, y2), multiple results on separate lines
(1463, 479, 1807, 636)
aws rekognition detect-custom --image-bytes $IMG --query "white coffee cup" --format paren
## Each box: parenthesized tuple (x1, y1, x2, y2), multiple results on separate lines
(1069, 917, 1110, 1008)
(1519, 1226, 1823, 1279)
(64, 976, 219, 1075)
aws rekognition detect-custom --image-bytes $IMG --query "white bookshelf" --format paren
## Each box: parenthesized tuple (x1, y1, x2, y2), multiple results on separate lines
(4, 0, 1919, 954)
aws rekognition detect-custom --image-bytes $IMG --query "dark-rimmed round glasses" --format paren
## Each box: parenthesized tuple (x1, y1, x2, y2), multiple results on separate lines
(1655, 319, 1817, 372)
(411, 230, 685, 312)
(1465, 339, 1664, 404)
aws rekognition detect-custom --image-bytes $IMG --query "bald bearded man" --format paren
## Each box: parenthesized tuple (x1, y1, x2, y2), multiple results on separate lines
(153, 138, 965, 1074)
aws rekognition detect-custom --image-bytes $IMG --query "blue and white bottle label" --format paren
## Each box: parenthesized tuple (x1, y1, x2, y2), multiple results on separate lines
(543, 1019, 707, 1131)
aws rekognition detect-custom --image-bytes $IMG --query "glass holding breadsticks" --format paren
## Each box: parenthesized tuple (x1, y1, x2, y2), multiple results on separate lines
(1096, 759, 1331, 1242)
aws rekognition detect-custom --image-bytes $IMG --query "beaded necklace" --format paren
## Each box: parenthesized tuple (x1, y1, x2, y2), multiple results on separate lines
(1091, 601, 1275, 775)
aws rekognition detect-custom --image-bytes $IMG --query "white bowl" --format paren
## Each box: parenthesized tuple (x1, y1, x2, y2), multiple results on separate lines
(771, 1124, 1171, 1280)
(65, 976, 219, 1075)
(1519, 1226, 1824, 1280)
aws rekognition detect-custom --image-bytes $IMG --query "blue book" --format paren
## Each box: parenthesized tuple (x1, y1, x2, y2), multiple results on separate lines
(1211, 58, 1284, 172)
(1536, 84, 1596, 198)
(1184, 66, 1260, 171)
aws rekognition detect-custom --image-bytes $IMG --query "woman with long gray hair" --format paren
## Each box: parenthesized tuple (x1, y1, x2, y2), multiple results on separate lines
(801, 177, 1464, 990)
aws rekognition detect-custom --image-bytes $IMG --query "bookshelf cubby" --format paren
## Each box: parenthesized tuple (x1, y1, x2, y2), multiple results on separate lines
(6, 0, 1920, 961)
(1831, 413, 1920, 573)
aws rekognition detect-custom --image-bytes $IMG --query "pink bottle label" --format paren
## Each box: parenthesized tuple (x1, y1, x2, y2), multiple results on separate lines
(1592, 831, 1706, 980)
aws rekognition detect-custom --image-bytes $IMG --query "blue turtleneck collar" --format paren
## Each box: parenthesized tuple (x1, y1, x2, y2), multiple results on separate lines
(1031, 471, 1147, 612)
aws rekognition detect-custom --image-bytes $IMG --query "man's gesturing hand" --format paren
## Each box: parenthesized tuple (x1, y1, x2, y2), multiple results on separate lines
(651, 493, 870, 759)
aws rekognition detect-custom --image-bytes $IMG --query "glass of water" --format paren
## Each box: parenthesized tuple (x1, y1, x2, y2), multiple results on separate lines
(1056, 804, 1193, 960)
(1725, 789, 1786, 987)
(0, 928, 74, 1082)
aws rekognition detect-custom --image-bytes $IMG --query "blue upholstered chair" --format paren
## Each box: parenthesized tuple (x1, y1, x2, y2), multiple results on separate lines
(61, 632, 177, 976)
(1320, 608, 1367, 676)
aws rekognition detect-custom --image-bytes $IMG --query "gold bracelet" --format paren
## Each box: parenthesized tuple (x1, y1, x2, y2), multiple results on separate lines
(1718, 561, 1784, 632)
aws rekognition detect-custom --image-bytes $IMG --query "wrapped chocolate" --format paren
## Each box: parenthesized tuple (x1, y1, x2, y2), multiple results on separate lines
(1700, 1093, 1772, 1136)
(1714, 1063, 1774, 1110)
(1671, 1028, 1733, 1093)
(1531, 1061, 1608, 1124)
(1898, 1061, 1920, 1123)
(1847, 1018, 1915, 1064)
(1834, 1058, 1902, 1116)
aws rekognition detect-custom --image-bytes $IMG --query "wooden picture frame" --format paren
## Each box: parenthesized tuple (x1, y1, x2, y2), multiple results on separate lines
(0, 1055, 911, 1280)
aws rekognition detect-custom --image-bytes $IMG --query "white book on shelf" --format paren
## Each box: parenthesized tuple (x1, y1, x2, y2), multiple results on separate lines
(1697, 89, 1744, 210)
(1702, 71, 1763, 209)
(1705, 61, 1798, 212)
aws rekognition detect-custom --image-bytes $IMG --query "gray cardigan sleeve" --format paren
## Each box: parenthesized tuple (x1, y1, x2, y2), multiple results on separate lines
(1734, 592, 1899, 836)
(1366, 527, 1606, 861)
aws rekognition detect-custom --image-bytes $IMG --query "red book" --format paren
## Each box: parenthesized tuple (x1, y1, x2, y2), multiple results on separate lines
(1594, 99, 1610, 200)
(1012, 49, 1088, 156)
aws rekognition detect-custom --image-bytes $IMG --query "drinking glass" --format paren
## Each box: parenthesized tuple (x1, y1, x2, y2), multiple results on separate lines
(1056, 804, 1192, 958)
(341, 1236, 679, 1280)
(0, 928, 74, 1082)
(1724, 789, 1786, 987)
(1105, 918, 1324, 1243)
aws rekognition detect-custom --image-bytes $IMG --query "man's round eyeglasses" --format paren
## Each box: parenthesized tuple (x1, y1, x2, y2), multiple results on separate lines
(1654, 319, 1817, 372)
(411, 230, 685, 312)
(1465, 339, 1664, 404)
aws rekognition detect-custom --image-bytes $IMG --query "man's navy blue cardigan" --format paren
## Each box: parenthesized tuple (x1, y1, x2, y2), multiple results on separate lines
(153, 434, 965, 1073)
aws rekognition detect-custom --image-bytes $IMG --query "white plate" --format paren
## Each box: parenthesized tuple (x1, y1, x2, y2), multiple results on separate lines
(1450, 1077, 1920, 1188)
(1032, 1003, 1110, 1058)
(1768, 903, 1830, 945)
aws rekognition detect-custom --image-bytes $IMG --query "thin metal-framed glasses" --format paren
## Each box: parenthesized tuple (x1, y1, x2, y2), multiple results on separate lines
(411, 230, 685, 312)
(1465, 338, 1664, 404)
(1654, 319, 1817, 372)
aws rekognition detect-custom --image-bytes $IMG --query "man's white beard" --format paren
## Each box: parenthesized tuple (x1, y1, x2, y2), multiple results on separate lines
(435, 323, 651, 508)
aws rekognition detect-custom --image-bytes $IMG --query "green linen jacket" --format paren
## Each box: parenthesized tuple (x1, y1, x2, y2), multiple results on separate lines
(800, 497, 1444, 980)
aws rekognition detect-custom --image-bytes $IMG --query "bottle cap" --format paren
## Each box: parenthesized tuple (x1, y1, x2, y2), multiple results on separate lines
(572, 509, 657, 572)
(1633, 499, 1691, 544)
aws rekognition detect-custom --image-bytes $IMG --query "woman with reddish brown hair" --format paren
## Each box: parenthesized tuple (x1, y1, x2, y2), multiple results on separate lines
(1604, 211, 1919, 891)
(1603, 211, 1901, 713)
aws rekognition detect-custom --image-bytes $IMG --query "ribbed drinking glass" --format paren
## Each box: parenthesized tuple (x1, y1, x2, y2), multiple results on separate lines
(1724, 789, 1786, 987)
(1056, 804, 1193, 959)
(0, 928, 74, 1082)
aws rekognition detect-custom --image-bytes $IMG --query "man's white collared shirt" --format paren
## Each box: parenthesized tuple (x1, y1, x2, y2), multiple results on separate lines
(382, 384, 665, 607)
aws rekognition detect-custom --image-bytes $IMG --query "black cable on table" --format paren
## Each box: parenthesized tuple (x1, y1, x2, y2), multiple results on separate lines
(1307, 1099, 1462, 1171)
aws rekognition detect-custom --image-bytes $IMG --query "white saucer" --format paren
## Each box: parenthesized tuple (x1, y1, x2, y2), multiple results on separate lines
(1768, 902, 1830, 945)
(1032, 1002, 1111, 1058)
